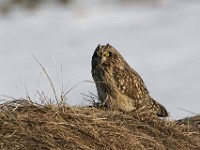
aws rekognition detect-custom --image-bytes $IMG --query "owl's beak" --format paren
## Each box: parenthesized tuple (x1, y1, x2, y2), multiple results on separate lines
(100, 56, 107, 65)
(94, 56, 106, 67)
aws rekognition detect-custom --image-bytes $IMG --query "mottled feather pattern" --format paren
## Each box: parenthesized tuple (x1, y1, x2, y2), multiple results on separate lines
(91, 44, 168, 117)
(113, 66, 149, 99)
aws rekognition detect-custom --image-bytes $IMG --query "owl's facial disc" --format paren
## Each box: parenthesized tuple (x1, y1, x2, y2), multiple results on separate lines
(92, 44, 113, 68)
(99, 51, 110, 64)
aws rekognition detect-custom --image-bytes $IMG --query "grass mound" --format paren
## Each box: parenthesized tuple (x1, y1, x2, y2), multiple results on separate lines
(0, 99, 199, 150)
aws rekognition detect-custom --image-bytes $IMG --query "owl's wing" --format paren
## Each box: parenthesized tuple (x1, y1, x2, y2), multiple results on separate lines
(113, 65, 168, 117)
(113, 65, 149, 100)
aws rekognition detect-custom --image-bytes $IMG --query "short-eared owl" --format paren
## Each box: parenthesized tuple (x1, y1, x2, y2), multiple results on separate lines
(91, 44, 168, 117)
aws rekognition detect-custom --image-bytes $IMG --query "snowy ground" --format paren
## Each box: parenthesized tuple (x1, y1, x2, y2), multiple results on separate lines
(0, 0, 200, 119)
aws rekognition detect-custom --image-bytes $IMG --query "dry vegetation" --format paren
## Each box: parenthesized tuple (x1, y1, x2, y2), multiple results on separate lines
(0, 0, 71, 15)
(0, 0, 171, 15)
(1, 1, 199, 149)
(0, 99, 199, 150)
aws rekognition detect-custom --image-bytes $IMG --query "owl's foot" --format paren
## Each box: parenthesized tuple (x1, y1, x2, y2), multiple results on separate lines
(88, 102, 108, 110)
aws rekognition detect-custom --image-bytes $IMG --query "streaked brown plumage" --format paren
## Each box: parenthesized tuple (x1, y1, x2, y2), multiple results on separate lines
(91, 44, 168, 117)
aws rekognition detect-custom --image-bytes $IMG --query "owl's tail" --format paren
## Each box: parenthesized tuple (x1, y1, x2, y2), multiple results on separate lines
(151, 98, 169, 117)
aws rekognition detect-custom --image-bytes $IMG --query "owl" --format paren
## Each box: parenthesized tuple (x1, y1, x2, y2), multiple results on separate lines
(91, 44, 168, 117)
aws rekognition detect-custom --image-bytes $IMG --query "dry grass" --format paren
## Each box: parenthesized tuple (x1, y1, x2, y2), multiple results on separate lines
(0, 99, 199, 150)
(0, 0, 71, 15)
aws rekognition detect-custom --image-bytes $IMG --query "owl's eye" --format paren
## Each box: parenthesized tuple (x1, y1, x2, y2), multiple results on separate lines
(104, 52, 110, 57)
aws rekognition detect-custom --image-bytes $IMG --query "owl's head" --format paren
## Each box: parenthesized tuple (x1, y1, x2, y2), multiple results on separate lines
(92, 43, 124, 69)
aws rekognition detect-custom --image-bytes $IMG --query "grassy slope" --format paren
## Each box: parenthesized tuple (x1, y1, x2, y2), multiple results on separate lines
(0, 99, 199, 150)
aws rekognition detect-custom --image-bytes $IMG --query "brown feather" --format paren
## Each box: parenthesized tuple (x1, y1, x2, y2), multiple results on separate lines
(91, 44, 168, 117)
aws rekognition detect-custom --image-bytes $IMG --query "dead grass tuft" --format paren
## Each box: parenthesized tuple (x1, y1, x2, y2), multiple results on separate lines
(0, 99, 199, 150)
